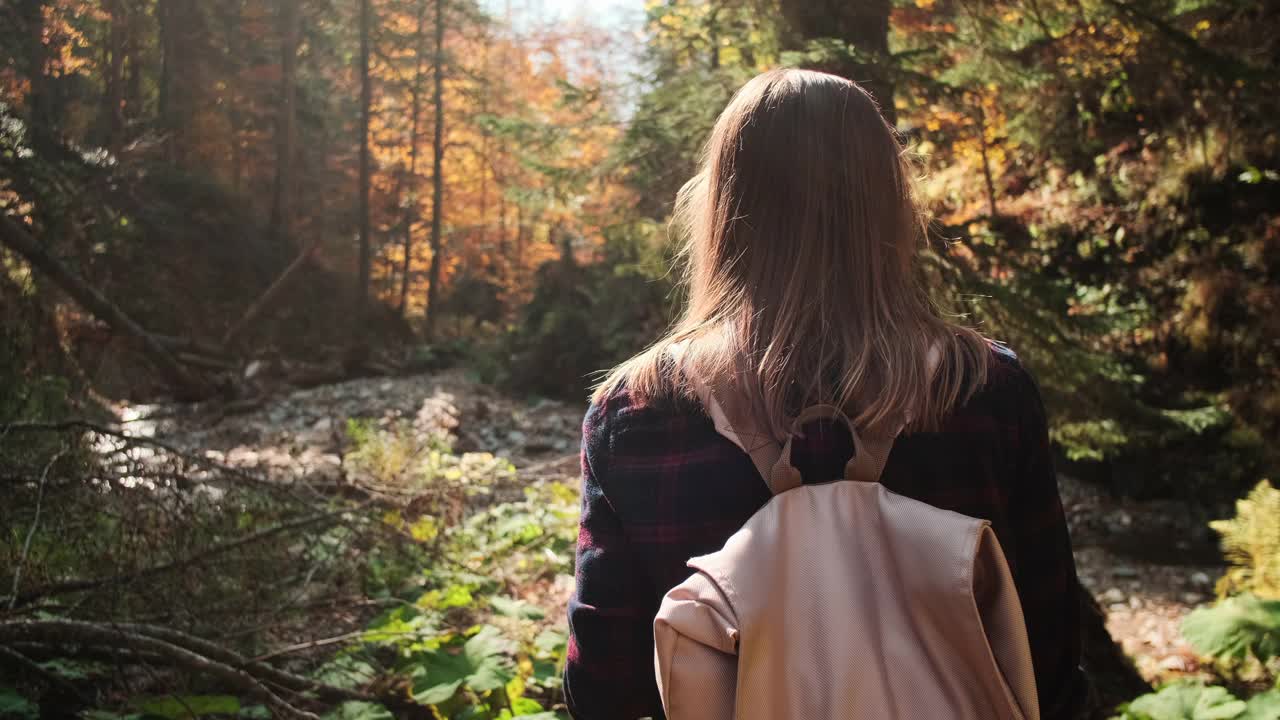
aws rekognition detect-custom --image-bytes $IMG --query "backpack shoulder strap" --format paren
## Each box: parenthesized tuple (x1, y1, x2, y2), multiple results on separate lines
(669, 341, 784, 485)
(668, 341, 939, 494)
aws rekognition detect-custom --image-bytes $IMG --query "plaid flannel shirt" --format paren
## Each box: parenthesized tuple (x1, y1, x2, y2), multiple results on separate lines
(565, 345, 1086, 719)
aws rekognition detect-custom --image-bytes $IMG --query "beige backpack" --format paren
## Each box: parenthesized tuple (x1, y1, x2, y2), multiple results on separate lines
(652, 354, 1040, 720)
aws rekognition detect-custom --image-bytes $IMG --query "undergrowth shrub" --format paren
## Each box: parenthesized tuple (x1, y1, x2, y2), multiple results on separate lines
(1111, 480, 1280, 720)
(1211, 481, 1280, 600)
(319, 481, 578, 719)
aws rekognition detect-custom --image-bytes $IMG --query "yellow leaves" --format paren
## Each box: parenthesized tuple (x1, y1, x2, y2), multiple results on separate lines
(383, 508, 439, 543)
(717, 45, 742, 67)
(383, 508, 404, 529)
(915, 0, 936, 9)
(410, 516, 439, 542)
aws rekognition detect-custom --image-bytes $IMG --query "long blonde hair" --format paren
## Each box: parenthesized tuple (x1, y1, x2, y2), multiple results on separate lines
(594, 68, 989, 437)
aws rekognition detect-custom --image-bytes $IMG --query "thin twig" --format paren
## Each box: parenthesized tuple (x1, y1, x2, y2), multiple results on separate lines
(4, 503, 367, 607)
(0, 620, 320, 719)
(2, 420, 278, 490)
(251, 630, 369, 662)
(1, 620, 379, 705)
(9, 447, 67, 609)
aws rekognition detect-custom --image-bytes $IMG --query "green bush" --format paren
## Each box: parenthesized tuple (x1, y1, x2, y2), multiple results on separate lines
(1211, 481, 1280, 600)
(1113, 481, 1280, 719)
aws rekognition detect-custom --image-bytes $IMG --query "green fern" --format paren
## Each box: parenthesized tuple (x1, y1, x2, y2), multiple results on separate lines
(1181, 593, 1280, 665)
(1210, 480, 1280, 599)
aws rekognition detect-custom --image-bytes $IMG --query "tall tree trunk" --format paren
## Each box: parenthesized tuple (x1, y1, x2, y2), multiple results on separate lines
(707, 2, 721, 70)
(18, 0, 57, 140)
(423, 0, 446, 341)
(103, 0, 127, 153)
(156, 0, 198, 164)
(777, 0, 896, 125)
(0, 215, 209, 399)
(399, 0, 429, 318)
(124, 1, 144, 123)
(156, 0, 177, 161)
(269, 0, 302, 247)
(356, 0, 373, 326)
(976, 100, 998, 218)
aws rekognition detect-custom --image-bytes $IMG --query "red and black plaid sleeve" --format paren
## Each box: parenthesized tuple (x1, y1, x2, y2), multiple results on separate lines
(564, 393, 665, 720)
(1002, 359, 1089, 718)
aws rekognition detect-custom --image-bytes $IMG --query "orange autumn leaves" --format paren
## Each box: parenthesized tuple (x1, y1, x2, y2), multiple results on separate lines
(364, 6, 634, 320)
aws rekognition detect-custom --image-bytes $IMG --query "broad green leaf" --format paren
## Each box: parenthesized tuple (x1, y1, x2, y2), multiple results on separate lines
(322, 701, 394, 720)
(533, 628, 567, 656)
(410, 625, 516, 705)
(0, 688, 38, 720)
(491, 595, 546, 620)
(1182, 594, 1280, 663)
(313, 655, 379, 690)
(1240, 690, 1280, 720)
(416, 584, 475, 611)
(132, 695, 240, 719)
(1117, 683, 1246, 720)
(510, 697, 545, 714)
(531, 658, 561, 687)
(461, 625, 517, 692)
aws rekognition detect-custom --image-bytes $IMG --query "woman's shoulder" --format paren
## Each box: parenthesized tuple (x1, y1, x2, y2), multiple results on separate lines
(956, 340, 1048, 424)
(584, 380, 702, 438)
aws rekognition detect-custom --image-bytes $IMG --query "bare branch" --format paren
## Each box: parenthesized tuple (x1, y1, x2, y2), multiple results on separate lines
(9, 447, 67, 609)
(4, 504, 366, 607)
(0, 620, 319, 719)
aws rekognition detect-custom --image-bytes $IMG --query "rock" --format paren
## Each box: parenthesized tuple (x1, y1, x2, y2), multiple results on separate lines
(312, 417, 332, 433)
(1102, 587, 1126, 604)
(227, 446, 260, 466)
(1112, 566, 1139, 579)
(1181, 592, 1206, 605)
(244, 360, 263, 379)
(1191, 571, 1212, 587)
(507, 430, 527, 444)
(1128, 595, 1142, 609)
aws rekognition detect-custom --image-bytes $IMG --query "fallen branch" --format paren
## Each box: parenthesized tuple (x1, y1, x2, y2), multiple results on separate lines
(107, 622, 377, 704)
(0, 620, 319, 719)
(0, 213, 212, 399)
(2, 622, 383, 705)
(0, 644, 90, 702)
(4, 504, 365, 607)
(222, 235, 323, 349)
(250, 630, 367, 663)
(1, 420, 278, 490)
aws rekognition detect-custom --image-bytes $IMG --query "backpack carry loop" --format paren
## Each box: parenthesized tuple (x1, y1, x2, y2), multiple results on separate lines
(767, 404, 895, 493)
(668, 341, 898, 495)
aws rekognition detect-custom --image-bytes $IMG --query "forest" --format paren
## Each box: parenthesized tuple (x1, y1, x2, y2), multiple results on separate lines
(1, 0, 1279, 717)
